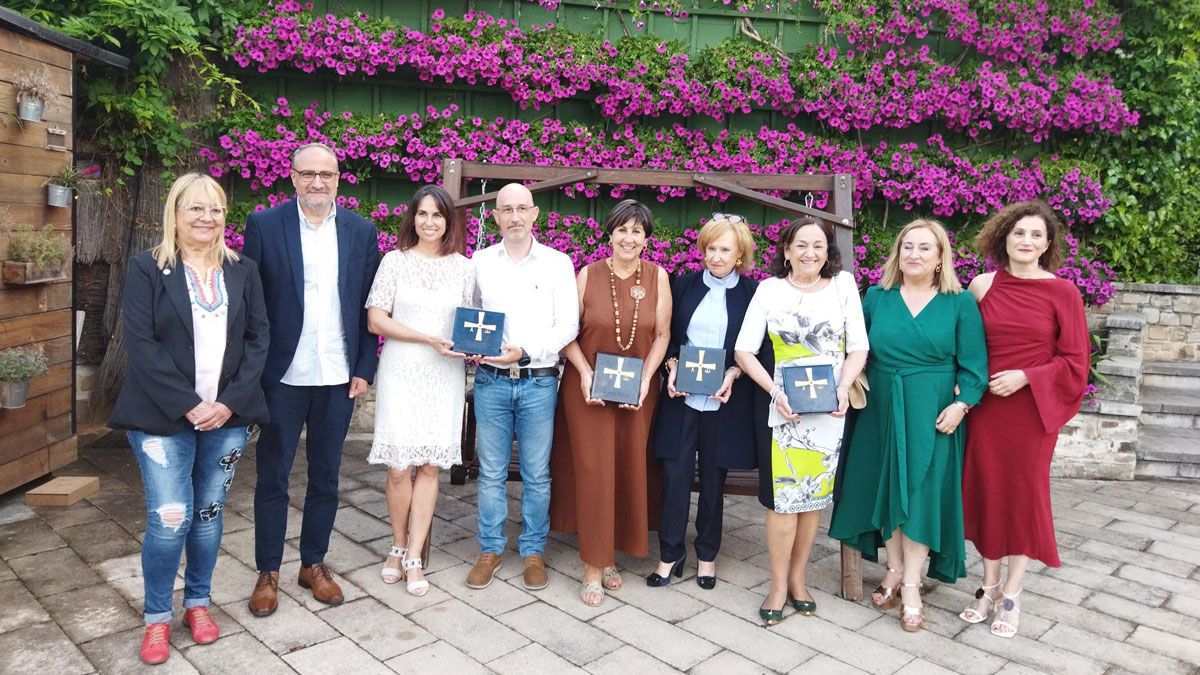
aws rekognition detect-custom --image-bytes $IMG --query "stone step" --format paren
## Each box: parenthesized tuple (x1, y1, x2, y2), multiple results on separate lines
(1141, 361, 1200, 391)
(1136, 427, 1200, 463)
(1138, 386, 1200, 429)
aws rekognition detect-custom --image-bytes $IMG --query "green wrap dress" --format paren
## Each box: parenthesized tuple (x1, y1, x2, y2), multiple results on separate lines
(828, 286, 987, 583)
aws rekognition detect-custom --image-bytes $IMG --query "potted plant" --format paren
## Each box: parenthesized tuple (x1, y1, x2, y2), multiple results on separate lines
(45, 163, 82, 208)
(2, 224, 72, 284)
(0, 347, 48, 409)
(14, 66, 54, 123)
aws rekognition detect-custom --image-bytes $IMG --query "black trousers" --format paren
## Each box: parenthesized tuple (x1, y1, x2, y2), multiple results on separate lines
(657, 405, 728, 563)
(254, 381, 354, 570)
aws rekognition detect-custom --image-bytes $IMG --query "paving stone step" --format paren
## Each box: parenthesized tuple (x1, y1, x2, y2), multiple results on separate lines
(1137, 427, 1200, 463)
(1138, 386, 1200, 429)
(1141, 361, 1200, 391)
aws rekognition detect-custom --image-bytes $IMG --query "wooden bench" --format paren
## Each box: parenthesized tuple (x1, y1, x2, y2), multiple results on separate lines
(450, 389, 863, 600)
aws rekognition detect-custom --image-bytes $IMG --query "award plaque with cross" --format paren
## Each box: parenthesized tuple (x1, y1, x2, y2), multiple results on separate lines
(590, 352, 645, 405)
(451, 307, 506, 356)
(781, 364, 839, 414)
(675, 345, 726, 396)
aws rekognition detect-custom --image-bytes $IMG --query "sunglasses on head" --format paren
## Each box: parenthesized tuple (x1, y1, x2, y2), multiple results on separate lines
(711, 212, 745, 225)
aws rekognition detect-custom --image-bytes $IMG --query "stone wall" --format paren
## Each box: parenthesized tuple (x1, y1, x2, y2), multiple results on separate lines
(1091, 282, 1200, 362)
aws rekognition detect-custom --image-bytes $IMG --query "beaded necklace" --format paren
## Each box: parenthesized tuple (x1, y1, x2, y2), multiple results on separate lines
(607, 258, 643, 351)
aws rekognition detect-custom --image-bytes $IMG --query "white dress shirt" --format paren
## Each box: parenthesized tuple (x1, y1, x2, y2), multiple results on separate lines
(183, 264, 229, 403)
(281, 201, 350, 386)
(472, 237, 579, 368)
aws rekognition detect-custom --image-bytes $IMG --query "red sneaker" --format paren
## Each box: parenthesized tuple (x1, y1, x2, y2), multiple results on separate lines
(139, 622, 170, 665)
(183, 606, 220, 645)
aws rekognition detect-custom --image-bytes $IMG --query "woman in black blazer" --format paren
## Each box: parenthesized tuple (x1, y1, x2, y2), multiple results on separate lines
(647, 215, 769, 589)
(109, 173, 269, 665)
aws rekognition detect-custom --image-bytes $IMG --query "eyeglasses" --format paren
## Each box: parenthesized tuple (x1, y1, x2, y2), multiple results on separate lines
(293, 170, 338, 183)
(496, 205, 536, 216)
(712, 212, 745, 225)
(181, 205, 227, 218)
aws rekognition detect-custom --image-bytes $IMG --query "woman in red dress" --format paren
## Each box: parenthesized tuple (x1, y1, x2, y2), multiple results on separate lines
(960, 201, 1091, 638)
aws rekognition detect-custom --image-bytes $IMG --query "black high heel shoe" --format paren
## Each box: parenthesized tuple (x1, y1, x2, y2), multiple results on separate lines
(645, 554, 686, 587)
(696, 560, 716, 590)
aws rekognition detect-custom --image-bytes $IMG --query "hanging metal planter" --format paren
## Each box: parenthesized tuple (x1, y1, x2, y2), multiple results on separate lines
(0, 380, 31, 409)
(18, 97, 45, 123)
(46, 183, 72, 207)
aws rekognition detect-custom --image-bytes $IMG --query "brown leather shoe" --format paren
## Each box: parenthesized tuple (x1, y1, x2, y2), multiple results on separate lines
(466, 552, 503, 589)
(298, 563, 344, 605)
(248, 571, 279, 617)
(523, 554, 548, 590)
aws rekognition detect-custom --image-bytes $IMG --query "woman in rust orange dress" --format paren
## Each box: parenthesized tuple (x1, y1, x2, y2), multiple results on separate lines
(961, 201, 1090, 638)
(550, 199, 672, 607)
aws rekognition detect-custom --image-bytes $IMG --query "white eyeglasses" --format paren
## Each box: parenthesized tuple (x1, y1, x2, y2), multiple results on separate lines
(182, 205, 227, 218)
(712, 212, 745, 225)
(496, 205, 536, 216)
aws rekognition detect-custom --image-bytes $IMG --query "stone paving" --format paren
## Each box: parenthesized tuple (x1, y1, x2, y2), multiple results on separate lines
(1, 436, 1199, 674)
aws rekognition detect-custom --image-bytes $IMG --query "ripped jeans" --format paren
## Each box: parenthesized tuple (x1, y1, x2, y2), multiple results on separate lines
(130, 426, 248, 623)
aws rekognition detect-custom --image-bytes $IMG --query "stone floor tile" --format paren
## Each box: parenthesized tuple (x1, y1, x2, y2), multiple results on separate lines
(220, 590, 338, 654)
(1131, 500, 1200, 528)
(0, 579, 51, 634)
(1077, 540, 1196, 578)
(859, 615, 1006, 675)
(0, 517, 67, 560)
(8, 546, 103, 598)
(1006, 588, 1134, 641)
(93, 552, 143, 583)
(41, 582, 141, 644)
(691, 649, 774, 675)
(1163, 592, 1200, 620)
(991, 663, 1048, 675)
(409, 598, 529, 662)
(679, 606, 814, 672)
(0, 494, 35, 527)
(706, 554, 772, 590)
(495, 602, 622, 666)
(1107, 521, 1200, 551)
(425, 562, 534, 615)
(383, 640, 489, 675)
(1042, 563, 1168, 606)
(922, 584, 1053, 640)
(520, 567, 621, 621)
(1146, 540, 1200, 566)
(318, 597, 436, 661)
(582, 645, 679, 675)
(78, 625, 198, 675)
(773, 613, 915, 675)
(333, 505, 394, 543)
(181, 632, 294, 675)
(597, 575, 709, 623)
(0, 559, 14, 583)
(1018, 570, 1093, 605)
(788, 653, 871, 674)
(218, 528, 300, 569)
(59, 520, 141, 565)
(107, 571, 184, 606)
(1038, 622, 1190, 675)
(32, 502, 113, 532)
(1083, 591, 1200, 640)
(204, 553, 259, 606)
(1116, 563, 1200, 599)
(488, 642, 588, 674)
(342, 564, 454, 615)
(168, 603, 244, 650)
(1054, 547, 1121, 575)
(891, 659, 963, 675)
(1054, 518, 1150, 551)
(957, 625, 1107, 675)
(277, 559, 367, 611)
(711, 532, 767, 561)
(1126, 625, 1200, 666)
(282, 635, 391, 674)
(1055, 507, 1115, 529)
(1076, 500, 1178, 529)
(313, 530, 379, 574)
(0, 621, 96, 675)
(591, 605, 719, 671)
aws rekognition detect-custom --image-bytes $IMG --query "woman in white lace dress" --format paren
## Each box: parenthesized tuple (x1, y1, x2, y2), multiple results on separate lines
(365, 185, 475, 596)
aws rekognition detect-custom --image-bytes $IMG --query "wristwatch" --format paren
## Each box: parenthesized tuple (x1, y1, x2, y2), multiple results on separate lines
(517, 348, 531, 368)
(953, 401, 971, 413)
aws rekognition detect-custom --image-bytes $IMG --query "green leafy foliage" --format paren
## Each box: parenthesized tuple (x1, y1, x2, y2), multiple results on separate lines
(0, 347, 50, 382)
(4, 225, 73, 266)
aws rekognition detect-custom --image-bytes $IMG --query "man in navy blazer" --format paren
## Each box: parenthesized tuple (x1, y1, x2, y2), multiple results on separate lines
(240, 142, 380, 615)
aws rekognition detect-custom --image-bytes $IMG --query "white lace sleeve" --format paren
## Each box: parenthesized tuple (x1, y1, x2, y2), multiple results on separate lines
(365, 250, 400, 311)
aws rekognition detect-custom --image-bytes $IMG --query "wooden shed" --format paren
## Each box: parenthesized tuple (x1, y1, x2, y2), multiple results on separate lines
(0, 8, 126, 494)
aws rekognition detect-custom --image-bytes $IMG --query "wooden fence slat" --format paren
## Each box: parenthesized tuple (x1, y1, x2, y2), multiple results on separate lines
(0, 142, 75, 179)
(0, 30, 73, 70)
(26, 362, 71, 398)
(0, 282, 70, 319)
(0, 308, 70, 348)
(0, 450, 49, 495)
(0, 413, 71, 464)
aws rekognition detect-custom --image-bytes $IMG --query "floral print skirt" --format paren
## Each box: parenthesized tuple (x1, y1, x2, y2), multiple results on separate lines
(769, 415, 842, 513)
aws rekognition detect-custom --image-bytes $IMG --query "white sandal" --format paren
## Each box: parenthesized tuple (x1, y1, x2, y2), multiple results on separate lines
(991, 588, 1021, 638)
(381, 545, 406, 585)
(403, 557, 429, 597)
(960, 581, 1000, 623)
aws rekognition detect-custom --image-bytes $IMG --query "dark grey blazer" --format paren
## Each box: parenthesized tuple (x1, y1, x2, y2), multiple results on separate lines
(109, 251, 270, 436)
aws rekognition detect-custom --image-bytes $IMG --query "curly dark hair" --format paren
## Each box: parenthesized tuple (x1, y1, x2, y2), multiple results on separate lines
(973, 200, 1064, 271)
(768, 217, 842, 279)
(396, 184, 463, 256)
(601, 199, 655, 238)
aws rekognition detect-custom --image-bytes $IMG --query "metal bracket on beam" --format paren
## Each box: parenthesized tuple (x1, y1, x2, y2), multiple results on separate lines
(693, 175, 850, 228)
(454, 170, 597, 209)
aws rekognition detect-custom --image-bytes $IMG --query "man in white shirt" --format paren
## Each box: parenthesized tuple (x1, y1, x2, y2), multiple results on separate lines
(241, 143, 380, 615)
(465, 183, 579, 591)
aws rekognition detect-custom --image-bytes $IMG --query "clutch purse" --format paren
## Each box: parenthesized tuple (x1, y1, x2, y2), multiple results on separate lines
(591, 352, 644, 405)
(675, 345, 726, 396)
(848, 371, 869, 409)
(451, 307, 505, 356)
(781, 364, 839, 414)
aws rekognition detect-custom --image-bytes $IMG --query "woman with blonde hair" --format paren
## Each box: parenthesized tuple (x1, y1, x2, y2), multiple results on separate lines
(829, 219, 987, 633)
(110, 173, 269, 664)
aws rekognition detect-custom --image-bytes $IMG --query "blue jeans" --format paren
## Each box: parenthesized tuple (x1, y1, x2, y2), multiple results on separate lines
(473, 368, 559, 557)
(130, 426, 248, 623)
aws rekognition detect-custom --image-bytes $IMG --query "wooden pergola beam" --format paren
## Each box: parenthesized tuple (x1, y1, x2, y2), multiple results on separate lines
(453, 169, 598, 209)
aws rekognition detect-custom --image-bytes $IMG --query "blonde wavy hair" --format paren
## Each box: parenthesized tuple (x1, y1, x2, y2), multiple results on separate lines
(153, 173, 238, 270)
(880, 219, 962, 293)
(697, 216, 757, 273)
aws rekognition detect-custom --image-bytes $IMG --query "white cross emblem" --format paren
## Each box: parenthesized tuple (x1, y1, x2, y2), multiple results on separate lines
(684, 349, 717, 381)
(792, 367, 829, 399)
(602, 357, 636, 389)
(463, 311, 496, 342)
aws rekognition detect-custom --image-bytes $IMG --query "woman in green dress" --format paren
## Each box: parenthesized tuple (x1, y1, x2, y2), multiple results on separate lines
(828, 219, 987, 633)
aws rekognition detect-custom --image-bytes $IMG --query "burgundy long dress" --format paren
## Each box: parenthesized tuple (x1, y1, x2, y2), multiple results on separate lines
(962, 270, 1090, 566)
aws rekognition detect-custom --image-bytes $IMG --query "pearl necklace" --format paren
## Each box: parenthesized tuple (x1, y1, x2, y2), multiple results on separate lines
(607, 258, 642, 351)
(786, 274, 822, 290)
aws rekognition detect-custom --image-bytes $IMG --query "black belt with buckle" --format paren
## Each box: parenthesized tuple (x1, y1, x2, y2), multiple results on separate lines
(478, 364, 559, 379)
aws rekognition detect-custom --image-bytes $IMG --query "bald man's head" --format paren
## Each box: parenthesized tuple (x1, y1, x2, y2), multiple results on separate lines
(494, 182, 539, 247)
